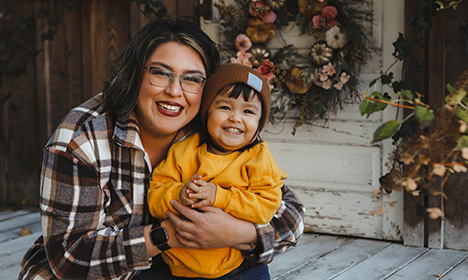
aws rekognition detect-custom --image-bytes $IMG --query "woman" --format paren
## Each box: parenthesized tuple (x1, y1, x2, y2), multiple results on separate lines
(19, 18, 305, 280)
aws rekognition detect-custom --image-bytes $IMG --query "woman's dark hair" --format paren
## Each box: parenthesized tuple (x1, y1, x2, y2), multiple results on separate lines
(199, 83, 264, 152)
(102, 18, 220, 122)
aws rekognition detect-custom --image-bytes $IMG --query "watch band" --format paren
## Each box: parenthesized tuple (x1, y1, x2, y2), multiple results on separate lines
(150, 220, 171, 251)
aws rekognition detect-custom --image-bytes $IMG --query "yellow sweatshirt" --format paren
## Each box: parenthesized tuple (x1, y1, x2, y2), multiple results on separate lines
(148, 133, 286, 278)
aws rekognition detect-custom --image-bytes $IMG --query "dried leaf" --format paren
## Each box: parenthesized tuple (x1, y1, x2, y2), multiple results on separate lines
(372, 189, 380, 197)
(411, 190, 421, 196)
(369, 206, 387, 216)
(427, 207, 444, 219)
(452, 164, 467, 173)
(462, 147, 468, 159)
(402, 178, 417, 191)
(387, 201, 398, 207)
(430, 190, 448, 200)
(432, 164, 446, 177)
(19, 227, 33, 237)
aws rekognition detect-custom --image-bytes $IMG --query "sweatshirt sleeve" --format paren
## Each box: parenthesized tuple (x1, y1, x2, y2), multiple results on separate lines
(213, 143, 286, 224)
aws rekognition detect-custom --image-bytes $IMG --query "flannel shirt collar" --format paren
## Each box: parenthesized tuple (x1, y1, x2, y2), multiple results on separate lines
(113, 112, 145, 152)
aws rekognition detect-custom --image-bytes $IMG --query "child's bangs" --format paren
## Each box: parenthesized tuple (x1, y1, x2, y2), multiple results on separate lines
(221, 83, 260, 102)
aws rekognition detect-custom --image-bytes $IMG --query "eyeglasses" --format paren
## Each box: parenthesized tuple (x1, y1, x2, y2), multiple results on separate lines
(144, 66, 206, 94)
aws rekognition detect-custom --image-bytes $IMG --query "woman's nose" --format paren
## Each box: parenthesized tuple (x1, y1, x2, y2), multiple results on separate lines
(164, 76, 184, 97)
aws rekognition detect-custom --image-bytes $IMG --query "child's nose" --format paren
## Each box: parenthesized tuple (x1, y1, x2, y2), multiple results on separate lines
(228, 111, 241, 122)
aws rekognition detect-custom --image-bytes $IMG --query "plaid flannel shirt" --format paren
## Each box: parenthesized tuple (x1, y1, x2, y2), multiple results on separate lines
(19, 94, 305, 279)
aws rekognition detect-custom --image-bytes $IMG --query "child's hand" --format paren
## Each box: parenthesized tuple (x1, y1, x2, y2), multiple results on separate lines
(179, 174, 202, 206)
(188, 179, 217, 208)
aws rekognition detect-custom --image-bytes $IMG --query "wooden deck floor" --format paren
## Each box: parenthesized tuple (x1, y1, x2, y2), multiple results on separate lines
(1, 208, 468, 280)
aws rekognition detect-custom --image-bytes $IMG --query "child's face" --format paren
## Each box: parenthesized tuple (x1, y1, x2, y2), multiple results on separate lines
(206, 90, 262, 155)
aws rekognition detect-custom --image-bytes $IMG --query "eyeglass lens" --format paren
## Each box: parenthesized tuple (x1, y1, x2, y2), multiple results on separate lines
(148, 67, 205, 93)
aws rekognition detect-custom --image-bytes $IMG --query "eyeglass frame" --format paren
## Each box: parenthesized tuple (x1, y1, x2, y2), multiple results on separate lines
(143, 66, 207, 94)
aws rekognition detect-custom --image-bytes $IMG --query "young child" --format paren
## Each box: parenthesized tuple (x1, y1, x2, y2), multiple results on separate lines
(147, 63, 287, 279)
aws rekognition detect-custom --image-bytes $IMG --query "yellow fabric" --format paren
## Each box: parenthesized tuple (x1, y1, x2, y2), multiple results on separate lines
(148, 133, 286, 278)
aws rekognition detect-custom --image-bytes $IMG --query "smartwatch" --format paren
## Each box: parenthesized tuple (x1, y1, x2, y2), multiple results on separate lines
(150, 220, 170, 251)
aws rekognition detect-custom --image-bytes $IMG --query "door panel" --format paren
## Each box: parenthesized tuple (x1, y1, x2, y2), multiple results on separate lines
(201, 0, 404, 241)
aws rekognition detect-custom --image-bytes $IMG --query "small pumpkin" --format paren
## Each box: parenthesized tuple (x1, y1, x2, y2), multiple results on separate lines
(298, 0, 329, 18)
(249, 45, 272, 68)
(285, 68, 312, 94)
(310, 41, 334, 65)
(265, 0, 286, 10)
(246, 17, 276, 44)
(326, 26, 348, 49)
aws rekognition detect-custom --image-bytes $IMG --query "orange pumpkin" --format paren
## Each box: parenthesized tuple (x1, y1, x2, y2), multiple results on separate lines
(298, 0, 329, 18)
(286, 68, 312, 94)
(246, 18, 275, 44)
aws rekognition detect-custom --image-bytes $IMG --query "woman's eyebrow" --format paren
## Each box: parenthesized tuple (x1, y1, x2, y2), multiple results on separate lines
(148, 61, 205, 76)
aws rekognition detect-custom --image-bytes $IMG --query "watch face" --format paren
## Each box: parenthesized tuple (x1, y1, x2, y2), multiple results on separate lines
(151, 227, 168, 245)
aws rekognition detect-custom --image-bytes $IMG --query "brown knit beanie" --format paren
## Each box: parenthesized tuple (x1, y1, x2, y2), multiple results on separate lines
(199, 63, 271, 132)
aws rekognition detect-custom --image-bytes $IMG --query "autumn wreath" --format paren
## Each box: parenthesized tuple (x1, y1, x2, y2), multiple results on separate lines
(215, 0, 374, 133)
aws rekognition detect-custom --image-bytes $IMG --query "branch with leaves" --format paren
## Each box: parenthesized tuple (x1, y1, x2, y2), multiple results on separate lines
(361, 0, 467, 220)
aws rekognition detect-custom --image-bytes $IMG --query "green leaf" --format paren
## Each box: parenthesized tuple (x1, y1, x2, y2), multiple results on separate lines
(380, 72, 394, 85)
(372, 120, 401, 143)
(414, 105, 434, 128)
(457, 135, 468, 150)
(457, 107, 468, 122)
(369, 78, 377, 87)
(368, 91, 389, 113)
(359, 99, 373, 117)
(392, 33, 409, 60)
(402, 89, 413, 100)
(449, 1, 458, 9)
(445, 88, 467, 105)
(435, 1, 444, 8)
(446, 83, 457, 94)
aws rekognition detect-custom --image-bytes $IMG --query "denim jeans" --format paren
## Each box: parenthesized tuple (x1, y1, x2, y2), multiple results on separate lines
(133, 255, 270, 280)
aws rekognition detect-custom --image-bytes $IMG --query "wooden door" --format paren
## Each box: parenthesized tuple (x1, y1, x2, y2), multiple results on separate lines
(202, 0, 405, 241)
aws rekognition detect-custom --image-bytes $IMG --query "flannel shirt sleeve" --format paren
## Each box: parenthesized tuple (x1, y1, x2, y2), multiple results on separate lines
(40, 146, 149, 279)
(243, 185, 305, 264)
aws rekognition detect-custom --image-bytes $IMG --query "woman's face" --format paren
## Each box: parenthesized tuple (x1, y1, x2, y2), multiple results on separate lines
(136, 42, 206, 139)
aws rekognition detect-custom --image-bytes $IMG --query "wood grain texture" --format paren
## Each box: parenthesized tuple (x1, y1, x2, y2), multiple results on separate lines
(1, 209, 467, 280)
(1, 0, 184, 206)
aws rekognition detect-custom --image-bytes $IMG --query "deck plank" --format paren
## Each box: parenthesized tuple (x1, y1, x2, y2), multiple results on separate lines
(0, 232, 41, 280)
(385, 248, 468, 279)
(440, 257, 468, 280)
(1, 208, 468, 280)
(0, 212, 41, 232)
(332, 243, 429, 280)
(271, 238, 391, 279)
(0, 210, 30, 221)
(269, 234, 355, 279)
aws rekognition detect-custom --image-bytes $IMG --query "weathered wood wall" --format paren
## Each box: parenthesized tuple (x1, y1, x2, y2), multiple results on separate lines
(0, 0, 198, 206)
(403, 0, 468, 250)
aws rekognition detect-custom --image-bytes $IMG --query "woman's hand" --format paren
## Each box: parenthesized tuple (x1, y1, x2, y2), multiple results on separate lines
(166, 200, 258, 250)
